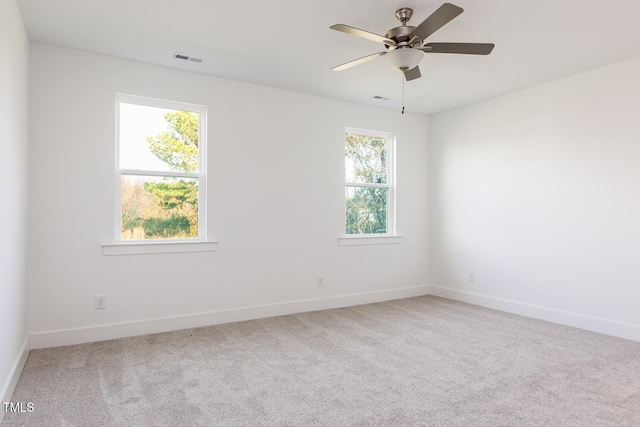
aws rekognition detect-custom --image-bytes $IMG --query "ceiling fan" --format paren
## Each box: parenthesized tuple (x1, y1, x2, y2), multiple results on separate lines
(330, 3, 494, 81)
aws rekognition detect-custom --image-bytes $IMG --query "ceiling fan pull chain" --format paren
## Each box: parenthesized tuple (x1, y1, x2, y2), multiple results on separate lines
(402, 74, 405, 114)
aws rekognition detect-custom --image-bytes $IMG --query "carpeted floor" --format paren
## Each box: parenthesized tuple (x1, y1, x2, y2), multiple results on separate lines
(3, 296, 640, 426)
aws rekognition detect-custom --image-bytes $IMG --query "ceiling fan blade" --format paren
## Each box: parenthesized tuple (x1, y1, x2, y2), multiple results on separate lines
(409, 3, 463, 42)
(331, 52, 387, 71)
(404, 66, 421, 81)
(330, 24, 396, 46)
(420, 42, 495, 55)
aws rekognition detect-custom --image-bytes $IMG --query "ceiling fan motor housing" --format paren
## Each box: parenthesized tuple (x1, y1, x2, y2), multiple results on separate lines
(386, 26, 420, 47)
(386, 8, 421, 47)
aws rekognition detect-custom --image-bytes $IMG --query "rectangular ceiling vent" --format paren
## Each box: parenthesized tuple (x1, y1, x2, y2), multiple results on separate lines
(174, 53, 204, 63)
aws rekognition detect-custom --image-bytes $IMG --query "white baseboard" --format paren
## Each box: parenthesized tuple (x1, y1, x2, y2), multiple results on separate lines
(429, 285, 640, 342)
(30, 285, 430, 349)
(1, 335, 30, 425)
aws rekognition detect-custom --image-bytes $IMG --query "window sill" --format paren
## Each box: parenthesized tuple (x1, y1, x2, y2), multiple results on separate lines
(338, 235, 403, 246)
(102, 241, 218, 256)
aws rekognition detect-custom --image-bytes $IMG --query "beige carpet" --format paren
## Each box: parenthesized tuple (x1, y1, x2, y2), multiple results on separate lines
(3, 296, 640, 426)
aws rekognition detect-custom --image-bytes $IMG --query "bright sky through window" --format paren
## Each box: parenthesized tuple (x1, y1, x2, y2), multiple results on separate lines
(119, 103, 175, 171)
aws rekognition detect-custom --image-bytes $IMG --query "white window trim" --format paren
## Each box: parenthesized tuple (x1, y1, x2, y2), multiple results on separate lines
(103, 241, 217, 256)
(338, 234, 403, 246)
(104, 93, 214, 255)
(342, 127, 398, 243)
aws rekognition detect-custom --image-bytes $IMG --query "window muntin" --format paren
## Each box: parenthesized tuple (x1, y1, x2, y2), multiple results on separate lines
(116, 94, 206, 242)
(345, 128, 395, 235)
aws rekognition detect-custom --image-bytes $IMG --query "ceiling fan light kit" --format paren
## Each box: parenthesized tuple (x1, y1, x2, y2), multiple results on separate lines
(385, 48, 423, 72)
(330, 3, 495, 83)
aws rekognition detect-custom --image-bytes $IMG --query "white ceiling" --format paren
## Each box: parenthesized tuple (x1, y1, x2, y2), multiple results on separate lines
(17, 0, 640, 115)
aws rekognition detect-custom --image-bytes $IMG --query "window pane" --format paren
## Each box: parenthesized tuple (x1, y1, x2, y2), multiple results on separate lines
(346, 186, 388, 234)
(345, 133, 387, 184)
(121, 175, 198, 240)
(119, 103, 199, 173)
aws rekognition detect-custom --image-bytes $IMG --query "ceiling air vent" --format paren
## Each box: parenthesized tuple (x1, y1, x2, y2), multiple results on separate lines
(174, 53, 204, 63)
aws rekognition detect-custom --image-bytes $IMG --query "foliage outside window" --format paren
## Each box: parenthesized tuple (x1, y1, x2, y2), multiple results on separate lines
(116, 94, 206, 241)
(345, 128, 395, 235)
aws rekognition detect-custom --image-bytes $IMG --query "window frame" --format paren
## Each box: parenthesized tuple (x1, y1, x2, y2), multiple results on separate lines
(343, 126, 397, 238)
(114, 93, 207, 244)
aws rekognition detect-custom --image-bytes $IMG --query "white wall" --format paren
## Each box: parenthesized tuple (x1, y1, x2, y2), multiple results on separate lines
(0, 0, 30, 409)
(429, 56, 640, 341)
(27, 44, 429, 348)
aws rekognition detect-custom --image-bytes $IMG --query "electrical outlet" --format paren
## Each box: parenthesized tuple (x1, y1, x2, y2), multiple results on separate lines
(95, 295, 106, 310)
(317, 275, 325, 287)
(468, 272, 475, 283)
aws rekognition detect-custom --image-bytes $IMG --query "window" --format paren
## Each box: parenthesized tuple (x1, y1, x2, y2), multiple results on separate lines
(115, 94, 206, 242)
(344, 127, 395, 236)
